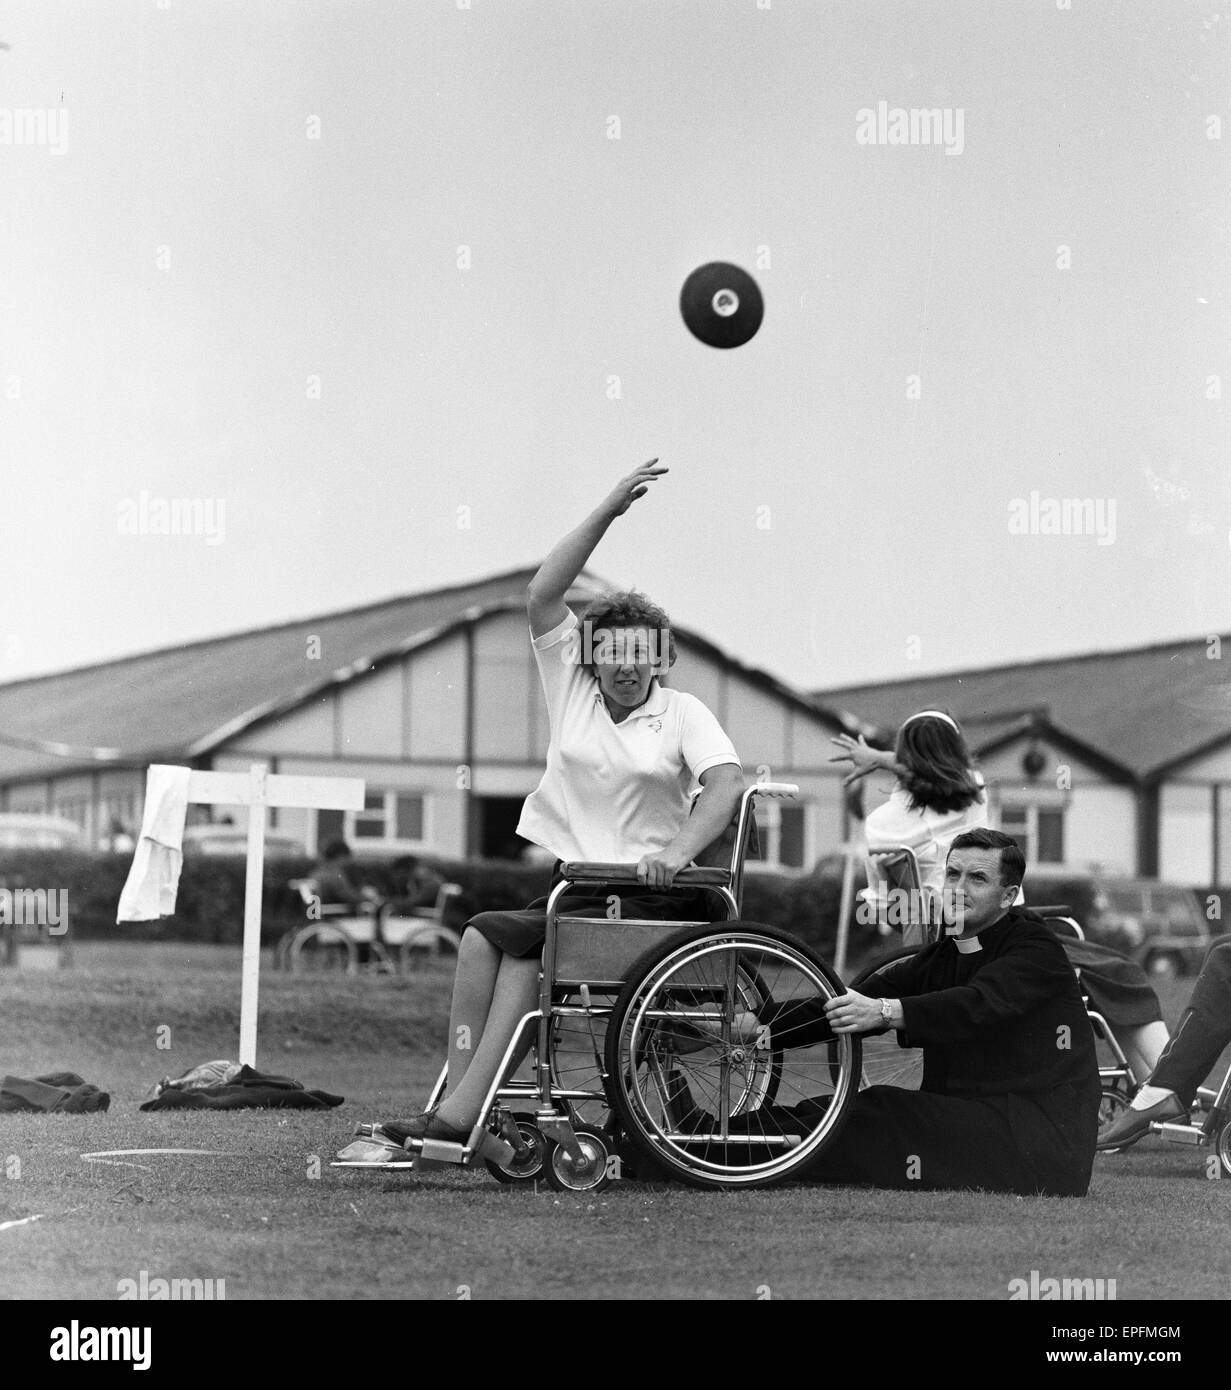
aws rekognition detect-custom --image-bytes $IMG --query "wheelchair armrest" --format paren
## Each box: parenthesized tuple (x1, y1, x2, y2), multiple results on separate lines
(559, 862, 733, 887)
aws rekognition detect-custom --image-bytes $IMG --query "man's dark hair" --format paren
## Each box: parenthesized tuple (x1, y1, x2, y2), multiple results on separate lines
(322, 839, 352, 861)
(948, 828, 1026, 890)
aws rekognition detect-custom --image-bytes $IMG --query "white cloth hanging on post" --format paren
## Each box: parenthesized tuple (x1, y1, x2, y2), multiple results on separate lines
(116, 765, 192, 922)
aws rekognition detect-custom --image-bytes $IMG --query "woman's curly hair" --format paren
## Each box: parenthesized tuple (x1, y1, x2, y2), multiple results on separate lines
(893, 712, 983, 815)
(577, 590, 676, 677)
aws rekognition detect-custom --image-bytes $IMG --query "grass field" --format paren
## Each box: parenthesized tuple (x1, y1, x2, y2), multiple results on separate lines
(1, 943, 1228, 1301)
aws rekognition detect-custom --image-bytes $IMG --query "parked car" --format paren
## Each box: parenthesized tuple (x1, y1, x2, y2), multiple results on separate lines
(0, 813, 89, 851)
(1023, 864, 1212, 979)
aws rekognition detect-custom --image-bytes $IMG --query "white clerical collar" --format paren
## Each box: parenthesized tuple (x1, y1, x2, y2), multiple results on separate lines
(953, 935, 983, 954)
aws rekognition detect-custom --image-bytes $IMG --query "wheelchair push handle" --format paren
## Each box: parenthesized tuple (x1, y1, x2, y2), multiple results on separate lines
(747, 781, 799, 801)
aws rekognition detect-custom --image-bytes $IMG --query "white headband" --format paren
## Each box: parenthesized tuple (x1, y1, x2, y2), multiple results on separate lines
(901, 709, 961, 734)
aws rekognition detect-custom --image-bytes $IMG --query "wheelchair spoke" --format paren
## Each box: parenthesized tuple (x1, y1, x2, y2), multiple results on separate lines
(606, 929, 860, 1186)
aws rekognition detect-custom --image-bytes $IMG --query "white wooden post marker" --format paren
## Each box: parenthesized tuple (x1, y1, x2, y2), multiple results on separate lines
(184, 765, 365, 1066)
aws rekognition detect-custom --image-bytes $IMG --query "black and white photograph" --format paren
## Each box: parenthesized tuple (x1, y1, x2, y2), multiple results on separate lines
(1, 0, 1228, 1340)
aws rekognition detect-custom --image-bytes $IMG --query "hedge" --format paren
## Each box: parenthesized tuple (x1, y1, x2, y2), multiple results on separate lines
(0, 849, 887, 962)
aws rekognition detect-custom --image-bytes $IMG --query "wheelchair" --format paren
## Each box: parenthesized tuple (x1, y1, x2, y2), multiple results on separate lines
(847, 846, 1140, 1125)
(280, 879, 462, 975)
(335, 783, 862, 1191)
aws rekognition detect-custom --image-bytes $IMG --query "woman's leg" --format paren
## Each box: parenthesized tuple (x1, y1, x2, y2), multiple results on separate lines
(1120, 1020, 1170, 1086)
(445, 927, 504, 1094)
(436, 953, 541, 1128)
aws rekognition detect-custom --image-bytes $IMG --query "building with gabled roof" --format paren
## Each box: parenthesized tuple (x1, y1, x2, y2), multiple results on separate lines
(0, 567, 848, 870)
(814, 632, 1231, 885)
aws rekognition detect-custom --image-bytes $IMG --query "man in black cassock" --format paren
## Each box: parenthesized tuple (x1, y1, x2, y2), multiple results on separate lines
(760, 828, 1101, 1196)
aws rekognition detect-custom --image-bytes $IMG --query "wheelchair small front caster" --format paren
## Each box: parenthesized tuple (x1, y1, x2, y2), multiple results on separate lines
(485, 1116, 550, 1185)
(544, 1128, 612, 1192)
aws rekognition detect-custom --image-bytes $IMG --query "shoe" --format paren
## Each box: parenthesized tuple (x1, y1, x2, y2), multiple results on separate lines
(394, 1111, 515, 1166)
(368, 1109, 444, 1147)
(1097, 1093, 1186, 1151)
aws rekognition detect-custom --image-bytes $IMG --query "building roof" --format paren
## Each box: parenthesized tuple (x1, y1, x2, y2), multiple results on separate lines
(0, 567, 842, 784)
(813, 633, 1231, 780)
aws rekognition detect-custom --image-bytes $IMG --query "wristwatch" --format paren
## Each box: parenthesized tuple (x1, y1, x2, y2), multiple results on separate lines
(880, 997, 894, 1024)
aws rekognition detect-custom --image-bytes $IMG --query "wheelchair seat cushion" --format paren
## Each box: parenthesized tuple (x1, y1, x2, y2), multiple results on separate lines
(463, 866, 714, 960)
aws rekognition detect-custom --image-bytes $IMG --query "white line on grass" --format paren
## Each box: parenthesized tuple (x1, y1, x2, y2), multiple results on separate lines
(81, 1149, 237, 1160)
(0, 1213, 45, 1232)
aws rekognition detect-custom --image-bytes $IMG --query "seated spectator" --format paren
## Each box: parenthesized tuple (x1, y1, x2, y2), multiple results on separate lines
(1097, 937, 1231, 1150)
(387, 855, 446, 912)
(713, 830, 1102, 1196)
(831, 710, 1169, 1082)
(308, 839, 372, 911)
(831, 710, 986, 911)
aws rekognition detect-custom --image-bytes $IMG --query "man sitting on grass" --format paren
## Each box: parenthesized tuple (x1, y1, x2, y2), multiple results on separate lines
(721, 829, 1102, 1196)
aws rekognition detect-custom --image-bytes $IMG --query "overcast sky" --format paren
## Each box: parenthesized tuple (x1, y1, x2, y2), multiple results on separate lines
(2, 0, 1228, 700)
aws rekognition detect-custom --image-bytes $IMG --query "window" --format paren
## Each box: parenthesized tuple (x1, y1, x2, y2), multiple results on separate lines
(101, 794, 138, 831)
(753, 800, 808, 872)
(316, 792, 427, 852)
(55, 797, 90, 829)
(353, 792, 389, 840)
(998, 801, 1066, 864)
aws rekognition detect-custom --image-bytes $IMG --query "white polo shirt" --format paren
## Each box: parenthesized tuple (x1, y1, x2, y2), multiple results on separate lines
(865, 777, 989, 895)
(517, 611, 741, 864)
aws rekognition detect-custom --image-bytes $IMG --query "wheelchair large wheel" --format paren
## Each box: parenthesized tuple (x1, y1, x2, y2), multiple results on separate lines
(605, 923, 859, 1189)
(1215, 1113, 1231, 1180)
(287, 923, 358, 974)
(549, 965, 779, 1135)
(849, 949, 923, 1091)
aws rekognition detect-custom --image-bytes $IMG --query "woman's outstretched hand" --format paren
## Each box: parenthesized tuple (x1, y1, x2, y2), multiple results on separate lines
(601, 460, 667, 519)
(828, 733, 886, 787)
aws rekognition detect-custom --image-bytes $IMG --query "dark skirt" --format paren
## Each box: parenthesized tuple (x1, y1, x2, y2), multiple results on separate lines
(1060, 938, 1163, 1027)
(465, 865, 713, 960)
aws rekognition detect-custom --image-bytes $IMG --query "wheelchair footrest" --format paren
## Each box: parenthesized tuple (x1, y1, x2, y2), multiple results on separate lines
(1151, 1120, 1206, 1145)
(406, 1131, 516, 1166)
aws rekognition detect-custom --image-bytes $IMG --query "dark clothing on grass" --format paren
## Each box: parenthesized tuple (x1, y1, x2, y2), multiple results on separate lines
(766, 907, 1102, 1196)
(140, 1066, 343, 1111)
(0, 1071, 110, 1114)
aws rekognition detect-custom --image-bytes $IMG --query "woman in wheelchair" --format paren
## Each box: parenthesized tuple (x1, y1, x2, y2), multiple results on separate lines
(378, 461, 744, 1149)
(831, 710, 1169, 1086)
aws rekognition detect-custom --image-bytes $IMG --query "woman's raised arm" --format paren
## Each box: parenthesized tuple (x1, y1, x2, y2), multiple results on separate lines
(526, 460, 667, 637)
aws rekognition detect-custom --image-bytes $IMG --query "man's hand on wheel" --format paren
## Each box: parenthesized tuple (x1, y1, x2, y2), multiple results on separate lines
(824, 990, 884, 1034)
